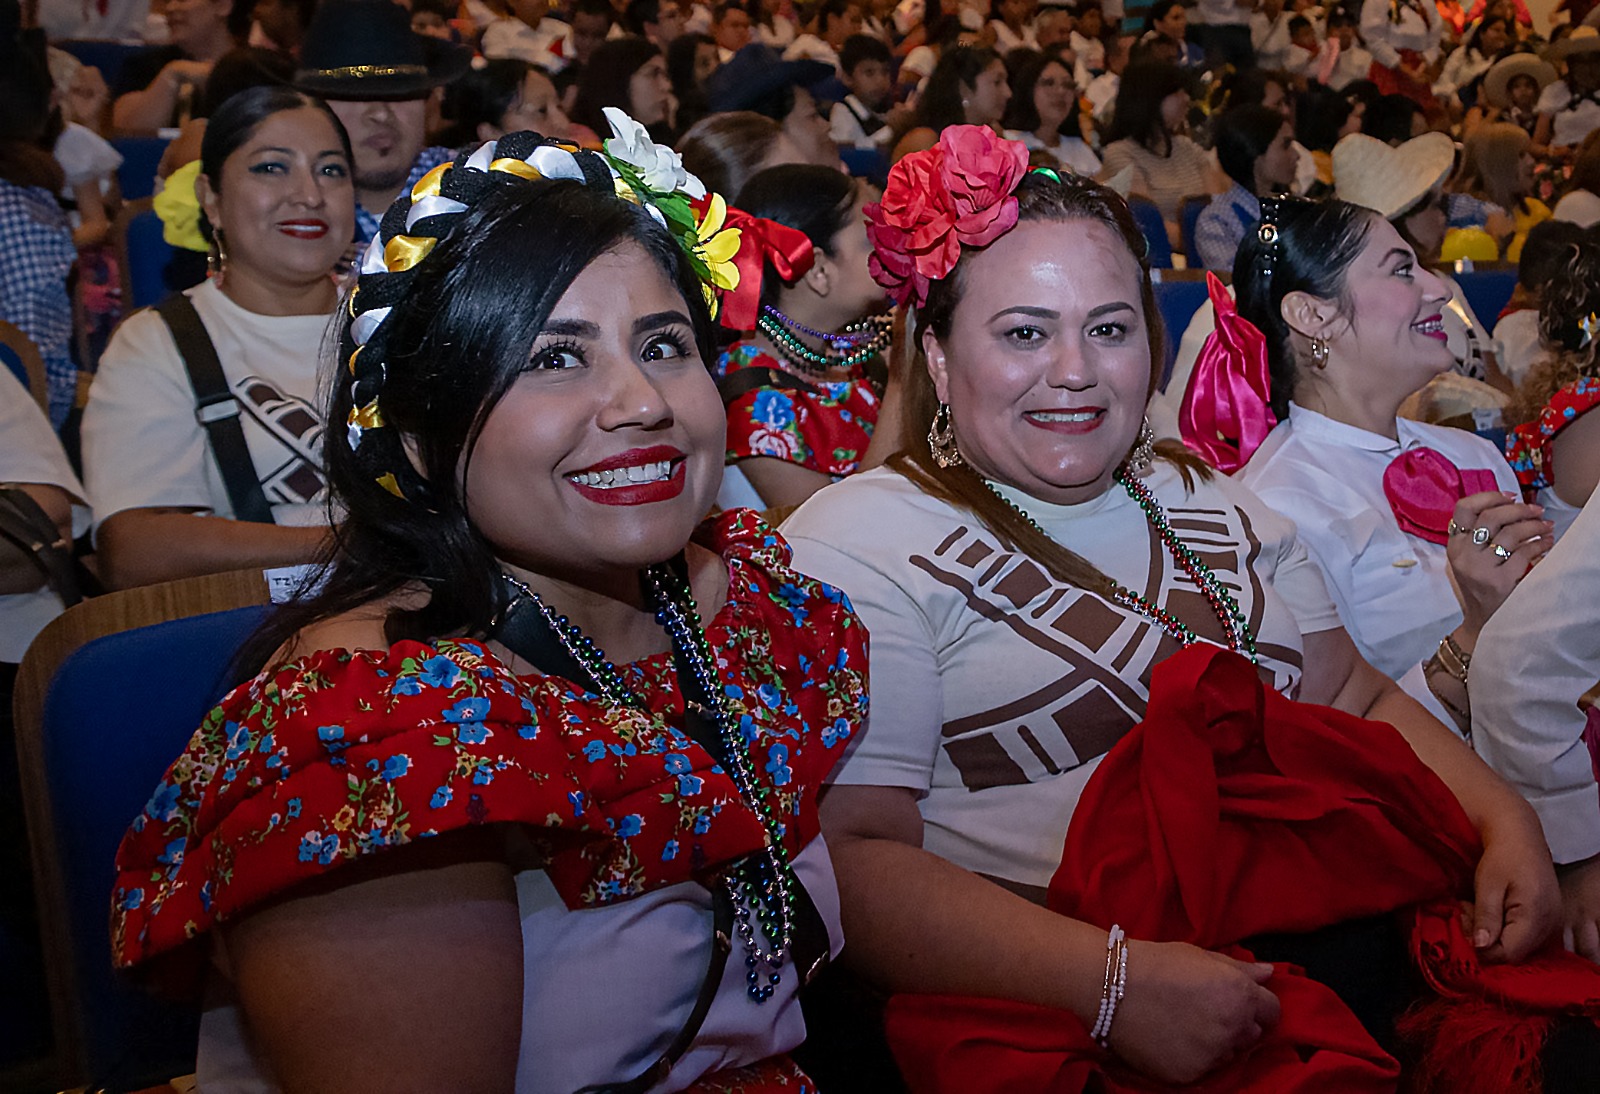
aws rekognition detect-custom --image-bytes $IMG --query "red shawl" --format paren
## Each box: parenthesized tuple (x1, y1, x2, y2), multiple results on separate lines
(885, 645, 1600, 1094)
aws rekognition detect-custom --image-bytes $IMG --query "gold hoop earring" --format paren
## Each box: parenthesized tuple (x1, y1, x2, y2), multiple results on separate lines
(1122, 416, 1155, 476)
(1310, 336, 1329, 369)
(208, 229, 229, 287)
(928, 402, 964, 468)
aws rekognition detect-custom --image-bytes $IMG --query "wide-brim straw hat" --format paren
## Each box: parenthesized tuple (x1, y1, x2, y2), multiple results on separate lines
(1551, 24, 1600, 59)
(1331, 132, 1456, 221)
(1482, 52, 1557, 109)
(295, 0, 471, 102)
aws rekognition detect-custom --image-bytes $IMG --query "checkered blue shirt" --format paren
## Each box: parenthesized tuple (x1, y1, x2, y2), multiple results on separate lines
(353, 145, 456, 246)
(1193, 183, 1262, 273)
(0, 181, 76, 427)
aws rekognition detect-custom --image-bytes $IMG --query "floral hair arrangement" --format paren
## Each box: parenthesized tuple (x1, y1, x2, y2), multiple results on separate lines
(342, 109, 794, 501)
(864, 125, 1031, 308)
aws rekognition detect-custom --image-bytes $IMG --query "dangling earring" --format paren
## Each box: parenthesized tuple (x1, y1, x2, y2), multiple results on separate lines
(928, 402, 964, 468)
(208, 228, 228, 288)
(1309, 336, 1329, 369)
(1122, 416, 1155, 477)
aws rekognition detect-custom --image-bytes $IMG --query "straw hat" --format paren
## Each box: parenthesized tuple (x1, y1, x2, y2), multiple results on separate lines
(1482, 52, 1557, 109)
(1550, 24, 1600, 59)
(1331, 132, 1456, 220)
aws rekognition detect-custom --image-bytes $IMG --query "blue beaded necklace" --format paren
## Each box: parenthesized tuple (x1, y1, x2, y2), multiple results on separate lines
(499, 565, 799, 1002)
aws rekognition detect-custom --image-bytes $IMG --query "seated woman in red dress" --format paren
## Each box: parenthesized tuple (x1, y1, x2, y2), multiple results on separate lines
(109, 112, 869, 1092)
(714, 163, 899, 509)
(1506, 229, 1600, 543)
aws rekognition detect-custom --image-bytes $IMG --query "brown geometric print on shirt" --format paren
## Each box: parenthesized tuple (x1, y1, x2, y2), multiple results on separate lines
(235, 375, 327, 506)
(910, 504, 1303, 793)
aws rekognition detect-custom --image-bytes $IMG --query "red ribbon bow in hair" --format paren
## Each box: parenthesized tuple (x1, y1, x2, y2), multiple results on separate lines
(1382, 447, 1501, 545)
(1180, 273, 1278, 474)
(715, 206, 816, 332)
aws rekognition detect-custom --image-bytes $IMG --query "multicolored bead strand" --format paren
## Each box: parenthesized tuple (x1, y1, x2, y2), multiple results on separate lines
(982, 472, 1260, 665)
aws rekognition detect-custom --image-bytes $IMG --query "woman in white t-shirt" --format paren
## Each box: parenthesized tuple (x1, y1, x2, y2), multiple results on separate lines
(84, 86, 354, 589)
(785, 130, 1562, 1088)
(1227, 198, 1549, 737)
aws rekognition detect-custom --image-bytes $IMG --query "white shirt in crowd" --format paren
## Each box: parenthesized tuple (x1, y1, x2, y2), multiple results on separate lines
(1471, 494, 1600, 865)
(1435, 46, 1490, 101)
(831, 96, 895, 150)
(82, 279, 334, 533)
(481, 15, 574, 70)
(1195, 0, 1253, 28)
(1553, 187, 1600, 228)
(783, 463, 1340, 896)
(756, 15, 797, 47)
(1071, 30, 1105, 75)
(1326, 41, 1374, 89)
(989, 19, 1039, 52)
(1238, 404, 1518, 725)
(1251, 9, 1295, 71)
(0, 368, 90, 664)
(53, 122, 122, 221)
(784, 33, 841, 74)
(1491, 308, 1543, 389)
(1359, 0, 1440, 70)
(1004, 128, 1103, 176)
(1537, 79, 1600, 149)
(37, 0, 156, 41)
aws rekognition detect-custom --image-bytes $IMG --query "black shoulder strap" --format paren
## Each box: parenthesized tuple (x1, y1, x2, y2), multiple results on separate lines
(154, 294, 276, 525)
(0, 485, 84, 606)
(717, 365, 824, 407)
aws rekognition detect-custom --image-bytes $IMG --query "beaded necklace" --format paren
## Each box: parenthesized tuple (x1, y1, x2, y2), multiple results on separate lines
(499, 566, 799, 1002)
(755, 309, 892, 374)
(761, 303, 880, 347)
(983, 470, 1260, 664)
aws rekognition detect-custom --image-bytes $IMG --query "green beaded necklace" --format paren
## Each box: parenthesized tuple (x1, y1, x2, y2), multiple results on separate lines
(755, 311, 891, 373)
(985, 471, 1260, 664)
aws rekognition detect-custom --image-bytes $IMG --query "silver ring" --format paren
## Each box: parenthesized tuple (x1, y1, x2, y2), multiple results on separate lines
(1472, 526, 1492, 546)
(1448, 519, 1471, 536)
(1493, 543, 1513, 562)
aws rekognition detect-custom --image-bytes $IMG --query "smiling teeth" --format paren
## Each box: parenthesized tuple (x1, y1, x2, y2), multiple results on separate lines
(570, 460, 673, 488)
(1414, 318, 1444, 334)
(1033, 410, 1099, 422)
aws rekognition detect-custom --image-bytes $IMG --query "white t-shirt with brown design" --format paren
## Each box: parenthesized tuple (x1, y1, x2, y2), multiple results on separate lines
(782, 463, 1342, 900)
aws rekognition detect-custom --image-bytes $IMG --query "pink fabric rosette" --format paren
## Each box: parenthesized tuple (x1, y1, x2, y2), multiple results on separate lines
(1180, 273, 1278, 474)
(864, 125, 1029, 307)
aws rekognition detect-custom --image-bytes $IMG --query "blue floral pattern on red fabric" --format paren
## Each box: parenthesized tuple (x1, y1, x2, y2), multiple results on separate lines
(111, 510, 869, 969)
(714, 342, 880, 477)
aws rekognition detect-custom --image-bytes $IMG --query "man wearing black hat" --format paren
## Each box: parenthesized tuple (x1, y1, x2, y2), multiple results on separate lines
(295, 0, 471, 244)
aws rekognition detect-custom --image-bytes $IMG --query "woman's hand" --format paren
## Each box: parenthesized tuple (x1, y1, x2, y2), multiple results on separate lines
(1108, 942, 1280, 1084)
(1558, 855, 1600, 963)
(1446, 491, 1553, 635)
(1465, 810, 1560, 964)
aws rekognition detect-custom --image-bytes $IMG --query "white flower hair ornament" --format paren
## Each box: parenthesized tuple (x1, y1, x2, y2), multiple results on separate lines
(340, 115, 743, 502)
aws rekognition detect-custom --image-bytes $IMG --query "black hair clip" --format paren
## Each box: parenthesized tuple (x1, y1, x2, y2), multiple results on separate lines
(1256, 197, 1282, 280)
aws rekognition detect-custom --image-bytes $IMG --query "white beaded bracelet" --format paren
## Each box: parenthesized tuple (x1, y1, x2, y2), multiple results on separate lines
(1089, 924, 1129, 1047)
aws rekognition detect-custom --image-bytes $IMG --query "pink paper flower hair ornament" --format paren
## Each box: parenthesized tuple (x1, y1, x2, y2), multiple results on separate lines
(863, 125, 1030, 308)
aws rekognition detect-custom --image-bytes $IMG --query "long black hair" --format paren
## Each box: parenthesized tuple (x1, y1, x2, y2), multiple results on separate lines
(198, 85, 353, 244)
(916, 46, 1002, 132)
(236, 164, 719, 675)
(1004, 46, 1085, 141)
(570, 35, 663, 135)
(1106, 60, 1189, 152)
(735, 164, 858, 304)
(1232, 198, 1379, 418)
(1213, 104, 1286, 192)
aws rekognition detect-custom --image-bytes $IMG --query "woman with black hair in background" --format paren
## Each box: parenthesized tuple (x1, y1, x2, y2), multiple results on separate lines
(84, 86, 354, 589)
(441, 57, 580, 147)
(1097, 59, 1217, 247)
(666, 30, 719, 132)
(715, 164, 897, 508)
(570, 35, 676, 141)
(892, 45, 1011, 161)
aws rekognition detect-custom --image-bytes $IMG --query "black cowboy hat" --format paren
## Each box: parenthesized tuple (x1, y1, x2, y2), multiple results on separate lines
(705, 43, 833, 115)
(295, 0, 471, 101)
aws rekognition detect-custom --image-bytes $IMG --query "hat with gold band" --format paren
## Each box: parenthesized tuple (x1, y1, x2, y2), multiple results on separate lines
(295, 0, 470, 102)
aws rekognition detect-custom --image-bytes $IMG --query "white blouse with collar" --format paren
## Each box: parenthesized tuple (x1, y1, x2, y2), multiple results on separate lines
(1238, 405, 1516, 720)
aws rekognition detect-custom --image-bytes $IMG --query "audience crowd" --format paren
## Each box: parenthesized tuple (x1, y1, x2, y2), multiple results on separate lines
(6, 0, 1600, 1085)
